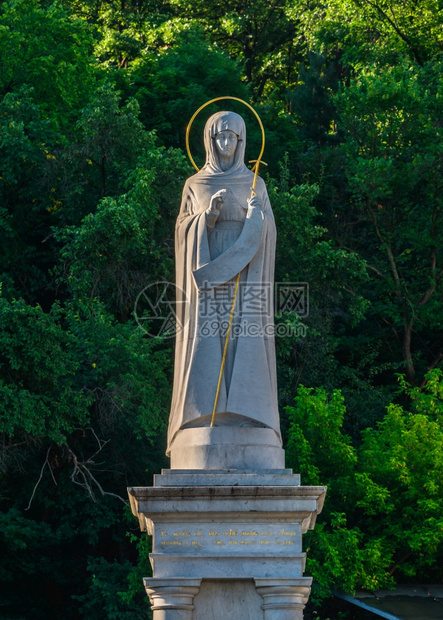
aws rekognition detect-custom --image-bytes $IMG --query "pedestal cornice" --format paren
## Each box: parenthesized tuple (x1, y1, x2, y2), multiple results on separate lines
(128, 484, 326, 534)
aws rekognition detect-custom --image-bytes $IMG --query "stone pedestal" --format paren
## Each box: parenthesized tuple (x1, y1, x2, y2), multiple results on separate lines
(128, 469, 326, 619)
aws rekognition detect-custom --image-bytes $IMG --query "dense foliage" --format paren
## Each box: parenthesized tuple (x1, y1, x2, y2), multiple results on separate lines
(0, 0, 442, 617)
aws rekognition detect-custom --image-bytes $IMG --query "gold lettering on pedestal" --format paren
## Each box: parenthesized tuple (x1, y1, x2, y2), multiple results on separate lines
(159, 525, 298, 551)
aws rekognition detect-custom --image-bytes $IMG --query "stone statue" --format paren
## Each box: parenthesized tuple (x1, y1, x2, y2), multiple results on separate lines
(129, 109, 325, 620)
(167, 110, 282, 467)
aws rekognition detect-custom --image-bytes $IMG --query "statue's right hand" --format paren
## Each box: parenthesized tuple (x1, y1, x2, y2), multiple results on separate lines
(209, 189, 226, 212)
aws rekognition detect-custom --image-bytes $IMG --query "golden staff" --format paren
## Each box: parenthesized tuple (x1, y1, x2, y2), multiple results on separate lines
(185, 96, 266, 427)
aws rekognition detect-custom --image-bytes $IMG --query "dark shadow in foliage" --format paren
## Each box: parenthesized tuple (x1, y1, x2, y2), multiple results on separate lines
(289, 52, 339, 147)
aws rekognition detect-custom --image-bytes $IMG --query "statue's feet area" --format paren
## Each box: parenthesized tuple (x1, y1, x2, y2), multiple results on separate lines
(168, 427, 285, 469)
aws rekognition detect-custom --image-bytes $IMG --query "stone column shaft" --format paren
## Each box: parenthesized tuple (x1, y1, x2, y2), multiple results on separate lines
(255, 580, 311, 620)
(144, 579, 201, 620)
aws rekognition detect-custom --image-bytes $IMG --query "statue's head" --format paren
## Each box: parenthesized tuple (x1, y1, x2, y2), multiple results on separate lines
(208, 111, 244, 139)
(203, 111, 246, 173)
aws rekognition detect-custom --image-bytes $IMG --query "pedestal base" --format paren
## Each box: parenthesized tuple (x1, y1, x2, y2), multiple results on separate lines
(169, 428, 285, 469)
(128, 469, 326, 619)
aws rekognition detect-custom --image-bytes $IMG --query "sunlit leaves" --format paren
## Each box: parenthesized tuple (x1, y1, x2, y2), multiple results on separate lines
(286, 370, 443, 599)
(0, 0, 95, 123)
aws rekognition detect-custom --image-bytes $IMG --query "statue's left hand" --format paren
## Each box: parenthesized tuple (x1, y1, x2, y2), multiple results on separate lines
(246, 195, 263, 212)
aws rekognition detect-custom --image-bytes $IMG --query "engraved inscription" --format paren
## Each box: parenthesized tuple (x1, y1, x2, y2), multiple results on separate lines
(154, 523, 301, 555)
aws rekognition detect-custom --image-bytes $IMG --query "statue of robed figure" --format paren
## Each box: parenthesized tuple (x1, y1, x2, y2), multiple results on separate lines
(128, 106, 324, 620)
(167, 109, 283, 468)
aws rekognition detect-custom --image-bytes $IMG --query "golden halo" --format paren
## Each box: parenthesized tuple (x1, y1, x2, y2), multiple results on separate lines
(185, 96, 265, 178)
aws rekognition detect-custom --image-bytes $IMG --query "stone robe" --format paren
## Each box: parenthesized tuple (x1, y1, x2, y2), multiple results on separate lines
(167, 112, 281, 454)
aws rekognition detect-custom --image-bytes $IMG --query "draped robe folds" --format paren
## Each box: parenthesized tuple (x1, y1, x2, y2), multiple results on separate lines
(167, 114, 281, 455)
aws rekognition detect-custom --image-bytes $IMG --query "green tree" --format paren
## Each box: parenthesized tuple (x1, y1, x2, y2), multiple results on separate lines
(286, 369, 443, 603)
(269, 160, 376, 431)
(0, 86, 62, 300)
(56, 137, 188, 319)
(162, 0, 300, 96)
(334, 61, 443, 384)
(295, 0, 443, 68)
(0, 0, 95, 124)
(0, 296, 171, 618)
(129, 28, 249, 150)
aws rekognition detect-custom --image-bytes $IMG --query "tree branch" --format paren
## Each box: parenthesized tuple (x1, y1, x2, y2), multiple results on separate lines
(367, 263, 387, 280)
(381, 315, 400, 345)
(367, 199, 402, 299)
(419, 268, 443, 306)
(419, 352, 443, 389)
(361, 0, 424, 65)
(25, 445, 54, 511)
(64, 435, 127, 505)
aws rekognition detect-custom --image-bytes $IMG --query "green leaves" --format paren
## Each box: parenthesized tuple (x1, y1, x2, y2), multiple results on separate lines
(62, 297, 171, 444)
(0, 0, 442, 616)
(57, 140, 188, 316)
(307, 515, 393, 601)
(356, 379, 443, 576)
(334, 61, 443, 382)
(130, 28, 248, 149)
(0, 297, 90, 443)
(0, 0, 95, 124)
(286, 385, 357, 492)
(286, 370, 443, 600)
(298, 0, 443, 68)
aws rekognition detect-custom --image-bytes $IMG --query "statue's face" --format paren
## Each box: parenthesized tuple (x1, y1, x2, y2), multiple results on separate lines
(214, 130, 238, 159)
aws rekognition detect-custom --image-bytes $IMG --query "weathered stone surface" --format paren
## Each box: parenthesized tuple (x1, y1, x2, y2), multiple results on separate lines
(155, 469, 300, 487)
(169, 427, 285, 470)
(255, 579, 312, 620)
(144, 578, 201, 620)
(129, 474, 325, 577)
(192, 580, 263, 620)
(129, 470, 325, 617)
(129, 482, 325, 532)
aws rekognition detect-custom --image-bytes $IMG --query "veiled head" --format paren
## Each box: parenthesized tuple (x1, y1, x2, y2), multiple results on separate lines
(203, 111, 247, 173)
